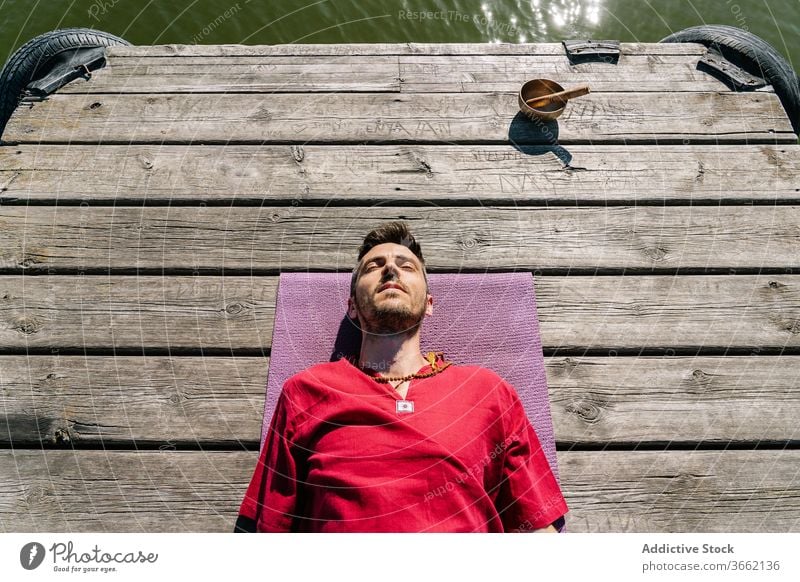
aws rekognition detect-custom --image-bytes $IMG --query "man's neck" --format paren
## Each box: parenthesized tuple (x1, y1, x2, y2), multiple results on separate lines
(357, 330, 428, 378)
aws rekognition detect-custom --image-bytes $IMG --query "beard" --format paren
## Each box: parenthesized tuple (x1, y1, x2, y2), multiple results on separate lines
(354, 285, 427, 336)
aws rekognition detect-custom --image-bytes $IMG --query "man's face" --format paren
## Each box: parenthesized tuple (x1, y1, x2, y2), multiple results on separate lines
(347, 243, 433, 335)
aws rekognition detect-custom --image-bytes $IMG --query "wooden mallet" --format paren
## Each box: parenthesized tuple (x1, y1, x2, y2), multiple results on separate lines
(525, 84, 590, 108)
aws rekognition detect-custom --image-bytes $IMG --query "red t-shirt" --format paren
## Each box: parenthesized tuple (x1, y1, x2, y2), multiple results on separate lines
(238, 355, 568, 532)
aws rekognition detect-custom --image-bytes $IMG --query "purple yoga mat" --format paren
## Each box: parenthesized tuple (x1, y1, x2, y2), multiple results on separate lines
(264, 271, 565, 531)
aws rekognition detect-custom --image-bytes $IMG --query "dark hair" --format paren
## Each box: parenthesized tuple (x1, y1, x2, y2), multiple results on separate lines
(350, 221, 427, 297)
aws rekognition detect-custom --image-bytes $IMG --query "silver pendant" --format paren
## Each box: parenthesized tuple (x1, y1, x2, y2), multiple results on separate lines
(396, 400, 414, 414)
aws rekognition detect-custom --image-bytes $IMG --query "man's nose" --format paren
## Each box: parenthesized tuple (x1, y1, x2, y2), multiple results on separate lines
(381, 263, 400, 279)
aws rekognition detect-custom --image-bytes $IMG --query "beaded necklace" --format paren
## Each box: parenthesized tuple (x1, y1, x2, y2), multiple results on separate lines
(371, 351, 452, 383)
(348, 351, 452, 415)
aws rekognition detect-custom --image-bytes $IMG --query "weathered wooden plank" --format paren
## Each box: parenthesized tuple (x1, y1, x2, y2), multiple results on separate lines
(3, 144, 797, 203)
(397, 55, 729, 93)
(106, 43, 708, 58)
(0, 276, 278, 349)
(5, 92, 792, 145)
(560, 450, 800, 532)
(547, 356, 800, 443)
(1, 207, 798, 271)
(57, 55, 728, 94)
(0, 355, 267, 446)
(60, 56, 401, 93)
(2, 449, 797, 532)
(536, 274, 800, 350)
(0, 449, 255, 532)
(1, 355, 798, 445)
(0, 275, 797, 350)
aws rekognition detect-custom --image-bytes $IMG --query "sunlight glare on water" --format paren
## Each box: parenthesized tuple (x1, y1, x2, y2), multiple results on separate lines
(0, 0, 797, 70)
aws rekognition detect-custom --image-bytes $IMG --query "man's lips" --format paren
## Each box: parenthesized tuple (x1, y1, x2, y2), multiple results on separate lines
(378, 283, 405, 293)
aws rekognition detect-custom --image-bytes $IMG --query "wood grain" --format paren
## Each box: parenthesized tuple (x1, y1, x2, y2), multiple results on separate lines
(1, 355, 798, 445)
(60, 56, 401, 93)
(397, 55, 729, 93)
(0, 273, 798, 348)
(5, 92, 792, 145)
(2, 449, 797, 532)
(56, 55, 729, 94)
(1, 207, 798, 271)
(3, 144, 797, 203)
(105, 43, 708, 57)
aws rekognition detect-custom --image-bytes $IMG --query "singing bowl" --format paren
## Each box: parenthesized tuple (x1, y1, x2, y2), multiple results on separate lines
(518, 78, 566, 122)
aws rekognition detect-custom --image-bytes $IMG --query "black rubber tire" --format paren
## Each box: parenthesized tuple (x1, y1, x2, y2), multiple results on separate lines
(660, 25, 800, 134)
(0, 28, 130, 139)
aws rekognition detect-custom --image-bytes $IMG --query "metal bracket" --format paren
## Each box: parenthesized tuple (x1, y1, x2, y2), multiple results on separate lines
(562, 39, 620, 64)
(697, 48, 768, 90)
(24, 46, 108, 99)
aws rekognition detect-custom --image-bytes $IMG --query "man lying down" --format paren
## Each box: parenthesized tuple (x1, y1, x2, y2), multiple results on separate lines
(235, 221, 568, 533)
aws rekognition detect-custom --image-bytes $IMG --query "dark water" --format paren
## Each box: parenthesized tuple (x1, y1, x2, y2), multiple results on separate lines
(1, 0, 799, 71)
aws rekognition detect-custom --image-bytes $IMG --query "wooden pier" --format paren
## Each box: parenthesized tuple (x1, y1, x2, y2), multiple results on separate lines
(1, 41, 799, 532)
